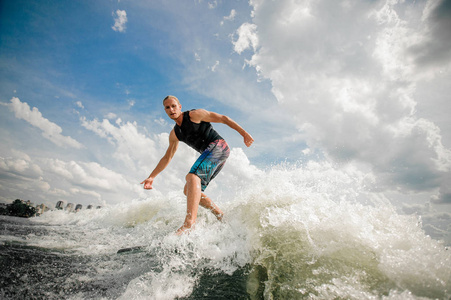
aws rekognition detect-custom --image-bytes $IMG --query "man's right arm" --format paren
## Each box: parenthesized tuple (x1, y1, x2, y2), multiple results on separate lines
(141, 130, 179, 190)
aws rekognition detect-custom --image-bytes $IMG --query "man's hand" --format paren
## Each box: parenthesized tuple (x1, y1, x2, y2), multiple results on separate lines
(243, 132, 254, 147)
(141, 177, 154, 190)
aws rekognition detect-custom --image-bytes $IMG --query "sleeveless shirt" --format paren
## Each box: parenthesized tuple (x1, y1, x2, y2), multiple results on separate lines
(174, 110, 223, 153)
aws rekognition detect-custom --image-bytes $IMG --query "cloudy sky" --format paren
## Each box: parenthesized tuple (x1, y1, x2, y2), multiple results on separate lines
(1, 0, 450, 237)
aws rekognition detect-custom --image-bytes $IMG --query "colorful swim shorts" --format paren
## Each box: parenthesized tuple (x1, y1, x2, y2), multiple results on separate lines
(189, 139, 230, 191)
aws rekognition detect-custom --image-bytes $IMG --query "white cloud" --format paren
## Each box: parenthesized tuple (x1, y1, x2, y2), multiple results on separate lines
(0, 156, 43, 179)
(80, 117, 159, 171)
(79, 116, 197, 191)
(41, 158, 139, 206)
(112, 9, 127, 33)
(44, 159, 132, 192)
(225, 9, 236, 21)
(210, 60, 219, 72)
(232, 23, 258, 54)
(105, 112, 117, 120)
(208, 1, 217, 9)
(7, 97, 83, 149)
(79, 115, 223, 197)
(154, 118, 167, 127)
(0, 146, 141, 206)
(236, 0, 451, 202)
(408, 0, 451, 71)
(75, 101, 84, 109)
(221, 9, 236, 25)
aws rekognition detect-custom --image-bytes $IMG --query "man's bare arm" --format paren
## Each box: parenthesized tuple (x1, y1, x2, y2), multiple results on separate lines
(190, 109, 254, 147)
(141, 130, 179, 189)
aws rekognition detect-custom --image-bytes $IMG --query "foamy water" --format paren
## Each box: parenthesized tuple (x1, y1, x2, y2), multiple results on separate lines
(2, 162, 450, 299)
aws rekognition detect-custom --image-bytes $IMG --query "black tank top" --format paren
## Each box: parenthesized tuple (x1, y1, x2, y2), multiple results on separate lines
(174, 110, 223, 153)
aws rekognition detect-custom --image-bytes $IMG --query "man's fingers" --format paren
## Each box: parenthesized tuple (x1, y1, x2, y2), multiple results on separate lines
(245, 137, 254, 147)
(141, 179, 153, 190)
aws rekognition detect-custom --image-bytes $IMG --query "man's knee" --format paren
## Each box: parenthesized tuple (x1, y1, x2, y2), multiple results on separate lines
(185, 173, 201, 186)
(185, 173, 199, 181)
(185, 173, 201, 194)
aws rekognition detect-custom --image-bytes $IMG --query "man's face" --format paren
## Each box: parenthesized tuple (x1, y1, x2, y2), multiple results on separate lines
(163, 98, 182, 120)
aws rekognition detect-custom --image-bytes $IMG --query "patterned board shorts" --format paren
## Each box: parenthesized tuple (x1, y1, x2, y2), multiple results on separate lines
(189, 139, 230, 191)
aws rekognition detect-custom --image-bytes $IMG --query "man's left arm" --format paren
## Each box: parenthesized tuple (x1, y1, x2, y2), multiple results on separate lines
(190, 109, 254, 147)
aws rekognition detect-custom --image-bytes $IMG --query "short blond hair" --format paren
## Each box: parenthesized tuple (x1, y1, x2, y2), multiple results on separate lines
(163, 95, 180, 105)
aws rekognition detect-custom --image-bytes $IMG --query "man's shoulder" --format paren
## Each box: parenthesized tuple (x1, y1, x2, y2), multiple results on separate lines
(188, 108, 200, 115)
(189, 109, 208, 121)
(169, 128, 179, 141)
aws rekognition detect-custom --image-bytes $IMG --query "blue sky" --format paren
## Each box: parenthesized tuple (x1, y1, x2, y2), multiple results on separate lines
(0, 0, 278, 202)
(1, 0, 451, 241)
(0, 0, 283, 162)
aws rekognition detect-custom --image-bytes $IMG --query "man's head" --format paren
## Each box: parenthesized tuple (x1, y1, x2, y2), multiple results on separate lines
(163, 95, 182, 120)
(163, 95, 180, 105)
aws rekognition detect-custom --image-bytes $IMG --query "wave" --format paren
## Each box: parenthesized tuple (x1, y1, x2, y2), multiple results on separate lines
(27, 163, 450, 299)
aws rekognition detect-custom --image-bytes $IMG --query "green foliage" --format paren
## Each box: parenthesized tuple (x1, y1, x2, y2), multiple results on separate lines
(1, 199, 37, 218)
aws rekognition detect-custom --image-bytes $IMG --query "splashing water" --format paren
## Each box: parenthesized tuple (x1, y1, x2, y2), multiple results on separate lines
(1, 162, 450, 299)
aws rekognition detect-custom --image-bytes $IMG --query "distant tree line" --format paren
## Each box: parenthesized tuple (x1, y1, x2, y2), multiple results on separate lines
(0, 199, 36, 218)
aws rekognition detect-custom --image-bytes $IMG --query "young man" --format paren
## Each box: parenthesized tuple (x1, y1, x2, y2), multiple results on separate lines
(141, 95, 254, 234)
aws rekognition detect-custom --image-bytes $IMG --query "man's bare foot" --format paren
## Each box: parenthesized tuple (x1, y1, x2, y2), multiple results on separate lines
(214, 212, 224, 222)
(176, 224, 194, 235)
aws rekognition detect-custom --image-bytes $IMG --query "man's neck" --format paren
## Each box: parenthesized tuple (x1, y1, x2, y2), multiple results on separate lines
(175, 112, 184, 126)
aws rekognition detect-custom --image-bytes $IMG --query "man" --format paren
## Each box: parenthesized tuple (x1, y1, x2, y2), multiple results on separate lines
(141, 95, 254, 234)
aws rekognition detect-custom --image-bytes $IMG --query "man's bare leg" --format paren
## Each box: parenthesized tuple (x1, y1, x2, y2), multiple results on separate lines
(178, 175, 224, 234)
(199, 193, 224, 221)
(177, 173, 202, 235)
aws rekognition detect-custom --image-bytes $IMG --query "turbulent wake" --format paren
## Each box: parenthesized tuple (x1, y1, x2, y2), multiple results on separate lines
(1, 163, 450, 299)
